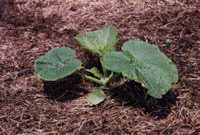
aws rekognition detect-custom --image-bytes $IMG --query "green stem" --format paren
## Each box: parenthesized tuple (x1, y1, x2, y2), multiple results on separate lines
(84, 74, 104, 85)
(102, 72, 114, 86)
(83, 72, 114, 86)
(100, 59, 108, 78)
(111, 78, 129, 88)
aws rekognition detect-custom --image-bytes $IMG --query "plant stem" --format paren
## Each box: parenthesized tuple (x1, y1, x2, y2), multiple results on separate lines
(84, 74, 104, 85)
(111, 78, 129, 88)
(83, 72, 114, 86)
(102, 72, 114, 86)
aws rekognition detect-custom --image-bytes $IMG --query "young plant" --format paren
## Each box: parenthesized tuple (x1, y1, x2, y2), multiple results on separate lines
(34, 25, 178, 105)
(165, 37, 171, 46)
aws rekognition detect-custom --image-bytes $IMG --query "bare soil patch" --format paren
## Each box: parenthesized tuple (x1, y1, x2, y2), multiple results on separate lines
(0, 0, 199, 134)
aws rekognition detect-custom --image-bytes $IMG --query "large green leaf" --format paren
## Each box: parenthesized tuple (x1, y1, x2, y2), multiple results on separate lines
(75, 25, 117, 57)
(35, 47, 81, 81)
(88, 90, 106, 106)
(102, 40, 178, 98)
(101, 51, 138, 80)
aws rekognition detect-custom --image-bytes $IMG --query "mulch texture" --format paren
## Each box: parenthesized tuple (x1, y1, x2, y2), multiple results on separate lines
(0, 0, 199, 134)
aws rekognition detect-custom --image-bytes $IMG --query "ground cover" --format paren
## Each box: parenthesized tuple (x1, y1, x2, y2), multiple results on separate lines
(0, 0, 199, 134)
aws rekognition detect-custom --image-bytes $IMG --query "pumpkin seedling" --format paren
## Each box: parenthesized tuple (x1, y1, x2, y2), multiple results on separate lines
(35, 25, 178, 105)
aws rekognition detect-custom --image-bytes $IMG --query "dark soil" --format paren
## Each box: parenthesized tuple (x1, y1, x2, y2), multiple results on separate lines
(43, 74, 87, 102)
(111, 81, 177, 119)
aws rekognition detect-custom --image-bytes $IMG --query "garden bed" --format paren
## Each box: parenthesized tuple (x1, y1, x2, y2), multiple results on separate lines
(0, 0, 199, 134)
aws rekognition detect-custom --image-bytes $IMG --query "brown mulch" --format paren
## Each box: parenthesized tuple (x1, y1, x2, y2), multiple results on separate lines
(0, 0, 200, 134)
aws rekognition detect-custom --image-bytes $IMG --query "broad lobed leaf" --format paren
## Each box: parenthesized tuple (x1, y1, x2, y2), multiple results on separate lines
(75, 25, 117, 57)
(102, 52, 138, 80)
(35, 47, 81, 81)
(102, 40, 178, 98)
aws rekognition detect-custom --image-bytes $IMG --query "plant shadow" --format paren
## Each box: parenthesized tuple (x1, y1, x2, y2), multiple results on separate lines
(111, 80, 178, 119)
(43, 74, 88, 102)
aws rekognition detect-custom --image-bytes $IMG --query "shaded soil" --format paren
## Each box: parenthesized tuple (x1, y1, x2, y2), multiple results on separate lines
(111, 81, 178, 119)
(43, 74, 87, 102)
(0, 0, 200, 134)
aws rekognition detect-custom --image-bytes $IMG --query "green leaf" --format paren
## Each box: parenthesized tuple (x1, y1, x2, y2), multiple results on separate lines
(102, 40, 178, 98)
(35, 47, 81, 81)
(86, 67, 102, 79)
(88, 90, 106, 106)
(102, 51, 138, 80)
(75, 25, 117, 57)
(165, 38, 171, 46)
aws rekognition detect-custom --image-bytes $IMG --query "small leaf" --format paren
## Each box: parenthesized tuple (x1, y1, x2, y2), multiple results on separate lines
(88, 90, 106, 106)
(35, 47, 81, 81)
(75, 25, 117, 57)
(87, 67, 102, 78)
(165, 38, 171, 46)
(102, 40, 178, 98)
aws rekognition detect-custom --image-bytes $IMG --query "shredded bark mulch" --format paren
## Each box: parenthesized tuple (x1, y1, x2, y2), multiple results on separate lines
(0, 0, 199, 134)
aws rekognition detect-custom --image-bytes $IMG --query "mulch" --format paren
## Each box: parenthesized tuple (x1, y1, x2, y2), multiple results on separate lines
(0, 0, 199, 134)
